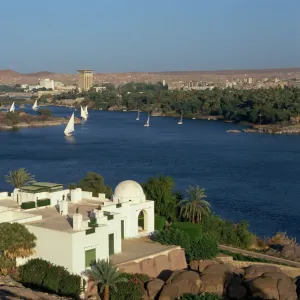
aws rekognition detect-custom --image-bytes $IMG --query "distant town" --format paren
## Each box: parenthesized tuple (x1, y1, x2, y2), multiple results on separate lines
(1, 68, 300, 101)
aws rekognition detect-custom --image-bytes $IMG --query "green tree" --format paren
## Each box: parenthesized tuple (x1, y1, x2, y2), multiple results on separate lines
(76, 172, 112, 198)
(143, 175, 179, 221)
(180, 185, 211, 223)
(83, 259, 128, 300)
(0, 223, 36, 274)
(4, 168, 36, 188)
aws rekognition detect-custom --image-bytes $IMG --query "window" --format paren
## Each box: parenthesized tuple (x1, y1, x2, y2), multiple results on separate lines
(116, 203, 122, 208)
(85, 248, 96, 268)
(86, 228, 95, 235)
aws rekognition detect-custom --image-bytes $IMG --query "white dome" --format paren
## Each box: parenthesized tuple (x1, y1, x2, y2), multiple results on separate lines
(113, 180, 146, 203)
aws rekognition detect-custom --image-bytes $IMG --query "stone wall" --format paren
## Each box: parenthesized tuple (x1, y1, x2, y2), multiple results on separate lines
(117, 248, 187, 278)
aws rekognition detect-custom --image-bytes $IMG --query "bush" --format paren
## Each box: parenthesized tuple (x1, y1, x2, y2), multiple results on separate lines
(151, 228, 190, 251)
(200, 214, 253, 249)
(188, 235, 219, 260)
(38, 109, 52, 117)
(155, 215, 166, 230)
(173, 222, 202, 239)
(21, 201, 35, 209)
(110, 273, 149, 300)
(5, 112, 20, 125)
(37, 198, 50, 207)
(180, 293, 221, 299)
(19, 258, 81, 297)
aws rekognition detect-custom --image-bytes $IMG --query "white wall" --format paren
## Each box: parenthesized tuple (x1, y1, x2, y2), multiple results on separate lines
(71, 225, 109, 274)
(24, 225, 74, 272)
(0, 192, 9, 198)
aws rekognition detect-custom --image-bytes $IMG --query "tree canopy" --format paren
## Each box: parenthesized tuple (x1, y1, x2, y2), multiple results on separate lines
(73, 172, 113, 198)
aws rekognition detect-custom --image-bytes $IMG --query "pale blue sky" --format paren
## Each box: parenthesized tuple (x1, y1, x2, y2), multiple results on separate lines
(1, 0, 300, 73)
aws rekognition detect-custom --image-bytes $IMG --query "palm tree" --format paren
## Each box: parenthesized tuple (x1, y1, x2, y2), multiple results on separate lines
(180, 185, 211, 223)
(83, 259, 127, 300)
(4, 168, 36, 188)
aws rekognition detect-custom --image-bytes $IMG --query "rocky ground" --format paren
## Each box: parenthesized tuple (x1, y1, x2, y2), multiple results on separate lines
(0, 276, 72, 300)
(145, 261, 300, 300)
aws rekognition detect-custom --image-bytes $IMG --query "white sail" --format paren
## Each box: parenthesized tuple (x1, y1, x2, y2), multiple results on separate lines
(64, 113, 75, 136)
(144, 113, 150, 127)
(136, 110, 140, 120)
(178, 113, 183, 125)
(85, 106, 88, 115)
(81, 106, 87, 120)
(9, 102, 15, 112)
(32, 100, 38, 110)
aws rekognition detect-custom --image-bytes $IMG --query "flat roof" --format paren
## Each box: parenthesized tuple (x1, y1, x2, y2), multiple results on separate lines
(0, 199, 20, 209)
(32, 182, 63, 188)
(26, 202, 101, 233)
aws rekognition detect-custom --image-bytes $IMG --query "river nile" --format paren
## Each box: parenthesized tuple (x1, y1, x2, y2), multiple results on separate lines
(1, 105, 300, 239)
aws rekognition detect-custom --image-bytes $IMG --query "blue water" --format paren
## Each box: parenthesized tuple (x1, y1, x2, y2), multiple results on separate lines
(0, 105, 300, 239)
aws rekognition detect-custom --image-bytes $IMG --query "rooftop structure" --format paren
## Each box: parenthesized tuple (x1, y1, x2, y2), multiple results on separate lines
(77, 69, 93, 91)
(0, 180, 155, 275)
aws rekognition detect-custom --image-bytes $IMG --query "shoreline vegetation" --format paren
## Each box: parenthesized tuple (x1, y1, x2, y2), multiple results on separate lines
(0, 109, 80, 130)
(3, 83, 300, 133)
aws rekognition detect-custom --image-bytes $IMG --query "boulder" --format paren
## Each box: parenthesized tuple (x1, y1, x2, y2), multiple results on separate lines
(154, 255, 170, 276)
(198, 260, 219, 272)
(140, 258, 157, 278)
(118, 262, 141, 274)
(165, 270, 185, 284)
(159, 283, 179, 300)
(201, 272, 231, 296)
(244, 265, 281, 281)
(158, 271, 202, 300)
(226, 276, 247, 300)
(190, 260, 199, 272)
(171, 271, 202, 290)
(247, 272, 297, 300)
(147, 278, 165, 300)
(202, 263, 239, 275)
(168, 249, 187, 270)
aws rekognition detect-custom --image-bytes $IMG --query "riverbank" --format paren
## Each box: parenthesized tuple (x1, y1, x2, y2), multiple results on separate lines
(0, 111, 80, 130)
(242, 123, 300, 134)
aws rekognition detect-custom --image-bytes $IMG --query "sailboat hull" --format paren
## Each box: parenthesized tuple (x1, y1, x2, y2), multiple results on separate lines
(178, 122, 183, 125)
(144, 124, 149, 127)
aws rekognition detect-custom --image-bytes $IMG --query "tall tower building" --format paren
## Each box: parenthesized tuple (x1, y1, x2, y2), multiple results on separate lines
(77, 70, 93, 91)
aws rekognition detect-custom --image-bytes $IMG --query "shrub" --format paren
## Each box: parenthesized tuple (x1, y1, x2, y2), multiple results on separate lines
(37, 198, 50, 207)
(188, 235, 219, 260)
(18, 258, 81, 297)
(110, 273, 149, 300)
(38, 109, 52, 117)
(21, 201, 35, 209)
(151, 228, 190, 251)
(173, 222, 202, 239)
(180, 293, 221, 299)
(155, 215, 166, 230)
(5, 112, 20, 125)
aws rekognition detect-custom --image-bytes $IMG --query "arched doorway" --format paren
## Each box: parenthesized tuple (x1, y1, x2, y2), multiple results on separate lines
(138, 210, 148, 232)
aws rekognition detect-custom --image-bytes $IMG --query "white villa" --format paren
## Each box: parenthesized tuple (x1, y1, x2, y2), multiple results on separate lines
(0, 180, 155, 275)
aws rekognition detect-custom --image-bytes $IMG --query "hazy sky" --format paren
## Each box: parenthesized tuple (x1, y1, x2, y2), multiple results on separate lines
(1, 0, 300, 73)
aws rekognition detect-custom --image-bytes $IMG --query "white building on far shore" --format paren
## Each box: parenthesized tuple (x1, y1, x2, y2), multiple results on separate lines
(0, 180, 154, 275)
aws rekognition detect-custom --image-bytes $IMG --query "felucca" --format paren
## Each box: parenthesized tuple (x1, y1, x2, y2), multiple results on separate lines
(81, 106, 87, 120)
(64, 113, 75, 136)
(32, 99, 38, 111)
(178, 113, 183, 125)
(144, 113, 150, 127)
(85, 106, 88, 115)
(136, 109, 140, 120)
(9, 102, 15, 113)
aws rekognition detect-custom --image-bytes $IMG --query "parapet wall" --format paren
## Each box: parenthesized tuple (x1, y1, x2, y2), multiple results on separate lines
(117, 248, 187, 278)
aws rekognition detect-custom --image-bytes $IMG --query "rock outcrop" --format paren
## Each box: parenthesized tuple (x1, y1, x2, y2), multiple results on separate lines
(0, 276, 71, 300)
(142, 262, 300, 300)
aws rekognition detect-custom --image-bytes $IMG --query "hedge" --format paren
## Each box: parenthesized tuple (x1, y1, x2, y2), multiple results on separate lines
(37, 199, 50, 207)
(110, 273, 149, 300)
(172, 222, 202, 238)
(188, 234, 219, 260)
(21, 201, 35, 209)
(155, 215, 166, 230)
(19, 258, 81, 297)
(151, 228, 191, 252)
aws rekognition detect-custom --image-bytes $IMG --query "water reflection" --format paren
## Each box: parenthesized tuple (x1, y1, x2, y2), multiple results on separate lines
(64, 135, 76, 143)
